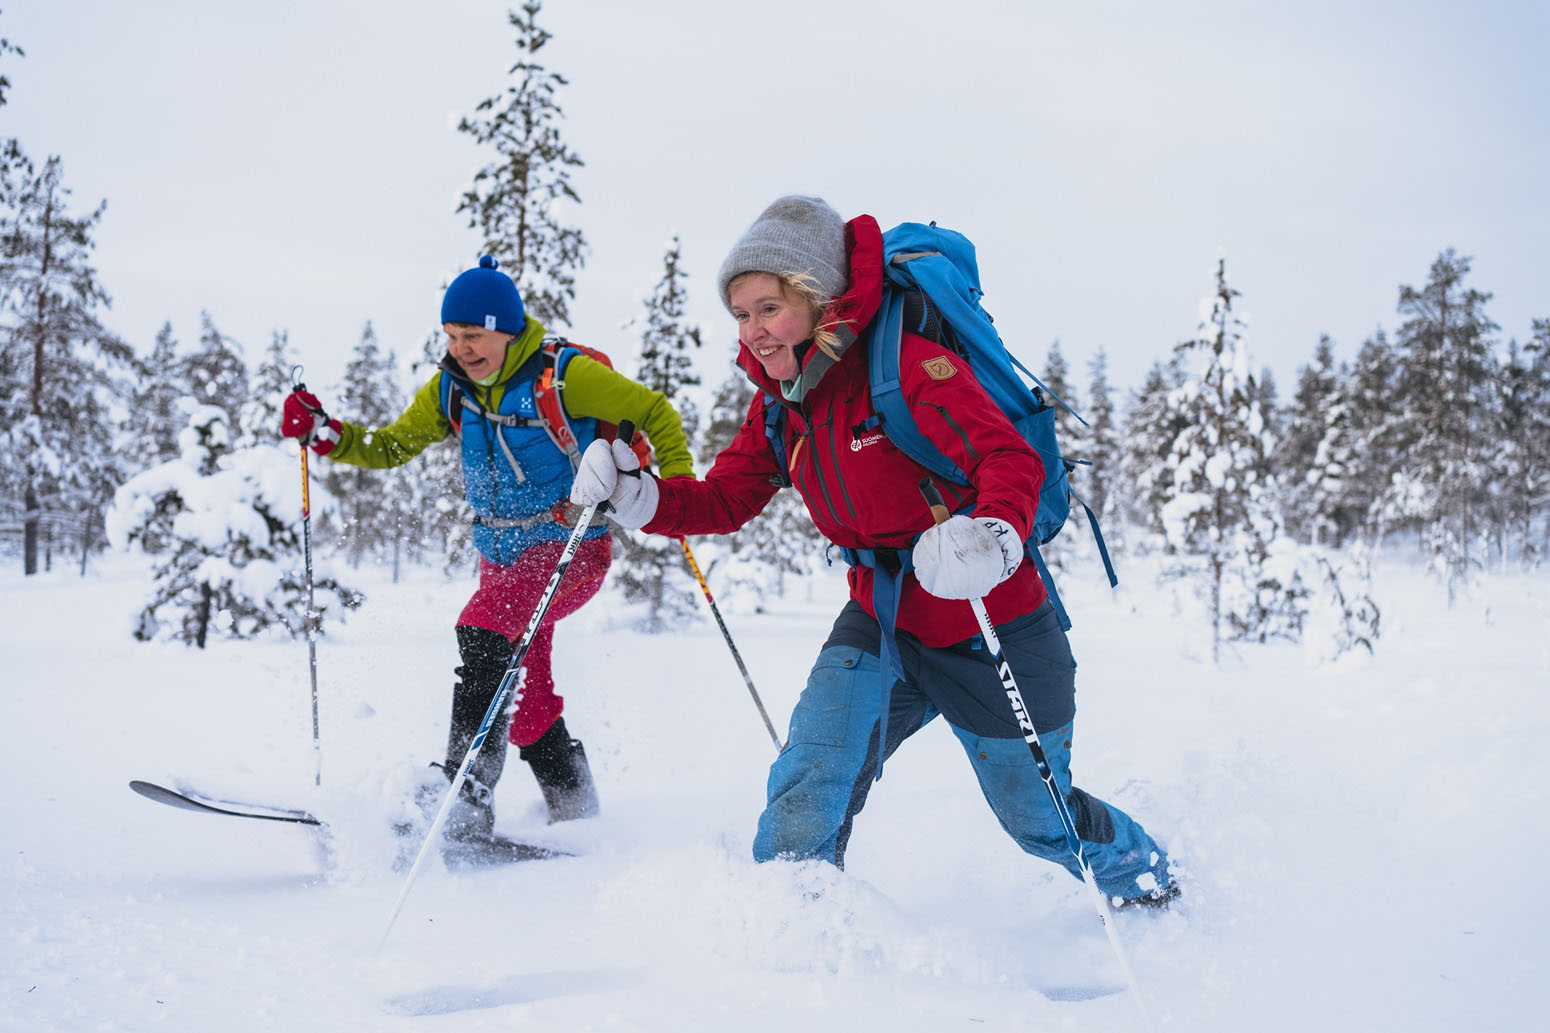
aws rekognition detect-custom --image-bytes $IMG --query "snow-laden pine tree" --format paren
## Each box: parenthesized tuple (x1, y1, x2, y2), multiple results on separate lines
(1118, 357, 1187, 548)
(0, 20, 27, 204)
(179, 311, 248, 442)
(400, 331, 475, 574)
(1276, 335, 1342, 543)
(0, 154, 136, 575)
(456, 0, 586, 330)
(324, 322, 407, 568)
(1082, 348, 1120, 526)
(127, 322, 191, 471)
(106, 403, 362, 648)
(1299, 364, 1363, 548)
(1159, 257, 1307, 663)
(1040, 339, 1080, 439)
(235, 328, 297, 451)
(1375, 250, 1499, 604)
(695, 358, 823, 608)
(613, 236, 702, 630)
(1035, 339, 1082, 575)
(1337, 328, 1401, 542)
(1491, 323, 1549, 564)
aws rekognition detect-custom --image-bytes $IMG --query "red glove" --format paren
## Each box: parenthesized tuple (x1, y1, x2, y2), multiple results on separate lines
(280, 389, 342, 456)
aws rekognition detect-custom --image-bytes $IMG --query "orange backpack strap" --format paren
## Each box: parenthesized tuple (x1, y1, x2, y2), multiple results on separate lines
(533, 337, 655, 471)
(533, 340, 582, 464)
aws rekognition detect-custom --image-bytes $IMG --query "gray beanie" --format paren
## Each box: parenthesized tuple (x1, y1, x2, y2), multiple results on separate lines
(717, 195, 848, 313)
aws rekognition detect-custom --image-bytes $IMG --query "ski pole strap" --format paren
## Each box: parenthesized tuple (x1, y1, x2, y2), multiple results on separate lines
(1069, 489, 1118, 589)
(1026, 545, 1071, 632)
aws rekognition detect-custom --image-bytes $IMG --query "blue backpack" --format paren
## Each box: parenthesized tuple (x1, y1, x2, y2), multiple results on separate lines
(766, 221, 1116, 631)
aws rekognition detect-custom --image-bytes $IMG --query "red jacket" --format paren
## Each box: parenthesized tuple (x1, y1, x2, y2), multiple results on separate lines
(645, 215, 1048, 648)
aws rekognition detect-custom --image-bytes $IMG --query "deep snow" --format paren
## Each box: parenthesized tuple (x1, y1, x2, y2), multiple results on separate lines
(2, 544, 1546, 1032)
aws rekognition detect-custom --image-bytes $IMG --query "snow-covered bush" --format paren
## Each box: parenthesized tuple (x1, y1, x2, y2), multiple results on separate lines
(105, 403, 363, 647)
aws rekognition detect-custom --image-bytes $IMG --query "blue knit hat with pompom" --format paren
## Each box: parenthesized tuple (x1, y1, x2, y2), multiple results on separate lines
(440, 255, 526, 334)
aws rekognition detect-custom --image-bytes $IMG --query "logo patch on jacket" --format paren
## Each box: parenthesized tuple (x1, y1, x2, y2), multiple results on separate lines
(922, 357, 957, 381)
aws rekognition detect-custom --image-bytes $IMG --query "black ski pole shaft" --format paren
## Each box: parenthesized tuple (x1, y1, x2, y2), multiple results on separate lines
(678, 537, 783, 752)
(291, 366, 322, 787)
(919, 479, 1155, 1032)
(378, 422, 637, 949)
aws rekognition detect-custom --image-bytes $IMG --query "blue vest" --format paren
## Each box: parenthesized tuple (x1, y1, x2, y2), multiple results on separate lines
(438, 354, 607, 566)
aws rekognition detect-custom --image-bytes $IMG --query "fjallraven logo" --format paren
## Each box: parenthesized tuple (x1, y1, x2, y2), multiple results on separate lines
(922, 357, 957, 381)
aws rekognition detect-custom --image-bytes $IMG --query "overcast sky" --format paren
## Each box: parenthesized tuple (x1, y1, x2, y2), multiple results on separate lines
(5, 0, 1547, 405)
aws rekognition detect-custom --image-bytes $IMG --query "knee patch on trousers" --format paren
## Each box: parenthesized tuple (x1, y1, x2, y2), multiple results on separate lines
(1065, 786, 1116, 845)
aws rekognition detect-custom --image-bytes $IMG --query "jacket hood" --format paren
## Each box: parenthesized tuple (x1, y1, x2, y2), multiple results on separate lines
(735, 214, 886, 400)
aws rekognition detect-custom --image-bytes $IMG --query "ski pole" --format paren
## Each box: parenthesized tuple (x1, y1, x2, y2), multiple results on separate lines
(290, 366, 323, 787)
(377, 421, 636, 949)
(678, 537, 783, 752)
(919, 479, 1155, 1033)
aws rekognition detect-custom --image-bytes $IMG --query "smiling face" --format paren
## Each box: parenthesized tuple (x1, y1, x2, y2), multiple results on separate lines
(728, 273, 820, 382)
(444, 323, 512, 381)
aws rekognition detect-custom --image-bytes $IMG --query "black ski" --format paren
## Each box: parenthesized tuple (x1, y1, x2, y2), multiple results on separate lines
(128, 780, 322, 825)
(439, 835, 572, 868)
(129, 779, 574, 865)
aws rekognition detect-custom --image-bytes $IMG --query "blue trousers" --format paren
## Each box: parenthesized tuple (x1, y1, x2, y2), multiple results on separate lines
(753, 600, 1169, 900)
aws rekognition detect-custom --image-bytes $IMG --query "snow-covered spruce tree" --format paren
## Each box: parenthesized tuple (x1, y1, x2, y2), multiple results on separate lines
(106, 403, 362, 648)
(1036, 339, 1082, 574)
(1338, 328, 1401, 542)
(1158, 257, 1308, 663)
(0, 16, 28, 201)
(1300, 363, 1364, 549)
(126, 322, 191, 471)
(1082, 348, 1120, 525)
(401, 330, 474, 574)
(178, 311, 248, 442)
(0, 154, 136, 575)
(455, 0, 586, 330)
(1040, 339, 1081, 439)
(1491, 324, 1550, 564)
(695, 357, 823, 608)
(1276, 335, 1342, 544)
(1118, 356, 1187, 549)
(1254, 366, 1281, 443)
(323, 322, 408, 568)
(235, 328, 296, 451)
(1375, 250, 1499, 604)
(612, 235, 702, 630)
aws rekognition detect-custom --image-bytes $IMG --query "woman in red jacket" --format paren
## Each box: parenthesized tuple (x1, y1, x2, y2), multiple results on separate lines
(574, 196, 1176, 907)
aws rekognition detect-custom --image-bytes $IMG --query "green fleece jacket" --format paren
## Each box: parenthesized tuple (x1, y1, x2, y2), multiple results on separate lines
(328, 316, 694, 478)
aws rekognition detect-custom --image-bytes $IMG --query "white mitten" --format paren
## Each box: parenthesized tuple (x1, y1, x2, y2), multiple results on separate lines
(604, 438, 659, 530)
(570, 439, 618, 507)
(912, 515, 1022, 600)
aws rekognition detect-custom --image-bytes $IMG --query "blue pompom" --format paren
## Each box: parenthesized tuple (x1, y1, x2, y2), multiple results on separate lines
(478, 255, 498, 270)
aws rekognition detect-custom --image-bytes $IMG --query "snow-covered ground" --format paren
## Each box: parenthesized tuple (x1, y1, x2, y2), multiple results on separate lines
(2, 545, 1546, 1031)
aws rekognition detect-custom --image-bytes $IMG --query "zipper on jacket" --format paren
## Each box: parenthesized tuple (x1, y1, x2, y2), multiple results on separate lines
(796, 401, 844, 526)
(823, 395, 860, 523)
(921, 401, 979, 464)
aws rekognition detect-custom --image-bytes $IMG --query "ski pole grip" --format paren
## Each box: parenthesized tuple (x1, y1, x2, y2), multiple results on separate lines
(616, 420, 641, 479)
(919, 477, 951, 526)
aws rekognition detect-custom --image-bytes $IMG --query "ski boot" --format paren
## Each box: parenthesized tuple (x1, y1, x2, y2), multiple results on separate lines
(519, 717, 600, 823)
(1116, 879, 1181, 911)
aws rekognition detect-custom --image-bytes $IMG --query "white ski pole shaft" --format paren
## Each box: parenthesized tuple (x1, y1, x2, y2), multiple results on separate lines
(378, 497, 601, 948)
(377, 420, 633, 948)
(919, 479, 1155, 1032)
